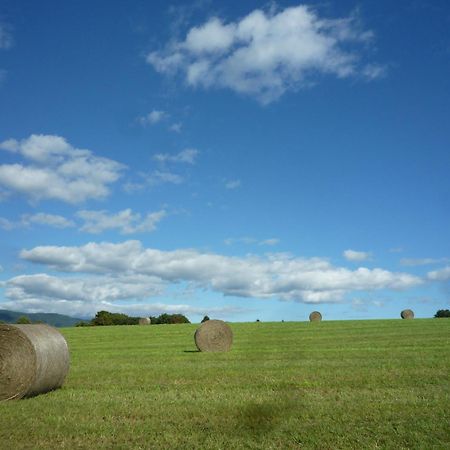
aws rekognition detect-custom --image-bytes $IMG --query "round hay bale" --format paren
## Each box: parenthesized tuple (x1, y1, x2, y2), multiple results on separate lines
(0, 324, 70, 401)
(401, 309, 414, 319)
(194, 319, 233, 352)
(138, 317, 151, 325)
(309, 311, 322, 322)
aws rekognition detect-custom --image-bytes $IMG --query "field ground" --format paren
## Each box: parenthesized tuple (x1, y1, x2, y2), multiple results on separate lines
(1, 319, 449, 449)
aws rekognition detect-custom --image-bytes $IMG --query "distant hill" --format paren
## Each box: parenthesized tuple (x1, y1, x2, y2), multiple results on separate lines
(0, 309, 83, 327)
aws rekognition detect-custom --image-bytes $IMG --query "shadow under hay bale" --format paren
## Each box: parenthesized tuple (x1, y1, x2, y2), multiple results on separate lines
(401, 309, 414, 319)
(138, 317, 151, 325)
(0, 324, 70, 401)
(194, 319, 233, 352)
(309, 311, 322, 322)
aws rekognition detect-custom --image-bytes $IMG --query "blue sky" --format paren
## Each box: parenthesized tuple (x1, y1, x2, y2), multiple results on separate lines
(0, 0, 449, 322)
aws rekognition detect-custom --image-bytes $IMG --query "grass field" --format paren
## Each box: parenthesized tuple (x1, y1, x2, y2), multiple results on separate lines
(1, 319, 449, 449)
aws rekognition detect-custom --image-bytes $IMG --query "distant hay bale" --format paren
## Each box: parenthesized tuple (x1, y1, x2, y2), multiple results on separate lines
(401, 309, 414, 319)
(309, 311, 322, 322)
(194, 319, 233, 352)
(0, 324, 70, 401)
(139, 317, 151, 325)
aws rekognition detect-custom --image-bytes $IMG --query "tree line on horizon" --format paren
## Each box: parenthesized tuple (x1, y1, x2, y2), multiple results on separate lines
(75, 310, 191, 327)
(1, 310, 449, 326)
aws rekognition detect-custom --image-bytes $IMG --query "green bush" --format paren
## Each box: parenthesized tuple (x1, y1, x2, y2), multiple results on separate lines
(75, 321, 91, 327)
(16, 316, 31, 324)
(91, 311, 139, 326)
(201, 315, 210, 323)
(89, 311, 190, 326)
(434, 309, 450, 318)
(153, 313, 190, 324)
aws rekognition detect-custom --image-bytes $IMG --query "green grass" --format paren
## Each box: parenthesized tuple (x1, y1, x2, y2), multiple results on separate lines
(1, 319, 449, 449)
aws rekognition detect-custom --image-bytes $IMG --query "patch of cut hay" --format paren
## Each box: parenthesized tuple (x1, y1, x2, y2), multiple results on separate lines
(0, 324, 70, 401)
(139, 317, 151, 325)
(401, 309, 414, 319)
(194, 319, 233, 352)
(309, 311, 322, 322)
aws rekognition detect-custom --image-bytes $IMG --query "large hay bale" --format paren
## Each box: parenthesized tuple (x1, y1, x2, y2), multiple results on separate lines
(194, 319, 233, 352)
(139, 317, 151, 325)
(0, 324, 70, 401)
(401, 309, 414, 319)
(309, 311, 322, 322)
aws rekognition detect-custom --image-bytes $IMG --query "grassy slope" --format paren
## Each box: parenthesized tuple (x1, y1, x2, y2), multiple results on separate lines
(1, 319, 449, 449)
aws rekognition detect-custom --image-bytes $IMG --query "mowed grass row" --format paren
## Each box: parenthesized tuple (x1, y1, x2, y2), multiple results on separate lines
(1, 319, 449, 449)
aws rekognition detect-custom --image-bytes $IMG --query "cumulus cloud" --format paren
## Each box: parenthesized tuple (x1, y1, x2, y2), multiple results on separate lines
(0, 213, 75, 230)
(19, 240, 422, 304)
(77, 208, 166, 234)
(343, 249, 371, 262)
(22, 213, 75, 228)
(138, 110, 168, 126)
(0, 217, 14, 230)
(169, 123, 183, 133)
(427, 266, 450, 281)
(153, 148, 199, 165)
(124, 170, 184, 192)
(147, 5, 384, 103)
(2, 273, 246, 318)
(0, 135, 125, 203)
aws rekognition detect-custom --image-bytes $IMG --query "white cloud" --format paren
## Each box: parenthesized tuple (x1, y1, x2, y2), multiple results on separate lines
(0, 135, 125, 204)
(123, 170, 184, 193)
(153, 148, 199, 165)
(169, 123, 183, 133)
(0, 23, 13, 50)
(147, 5, 384, 103)
(400, 257, 449, 267)
(138, 110, 168, 126)
(343, 249, 371, 262)
(224, 237, 279, 246)
(0, 217, 14, 230)
(77, 208, 166, 234)
(259, 238, 280, 246)
(19, 240, 422, 304)
(1, 213, 75, 230)
(22, 213, 75, 229)
(225, 179, 241, 189)
(2, 273, 245, 318)
(146, 170, 184, 185)
(427, 266, 450, 281)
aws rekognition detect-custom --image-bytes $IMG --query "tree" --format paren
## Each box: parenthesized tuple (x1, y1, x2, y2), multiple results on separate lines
(201, 315, 210, 323)
(16, 316, 31, 324)
(434, 309, 450, 318)
(91, 311, 139, 326)
(152, 313, 190, 324)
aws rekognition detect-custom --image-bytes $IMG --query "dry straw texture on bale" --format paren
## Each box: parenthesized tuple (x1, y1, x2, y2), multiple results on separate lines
(0, 324, 70, 401)
(401, 309, 414, 319)
(138, 317, 151, 325)
(194, 319, 233, 352)
(309, 311, 322, 322)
